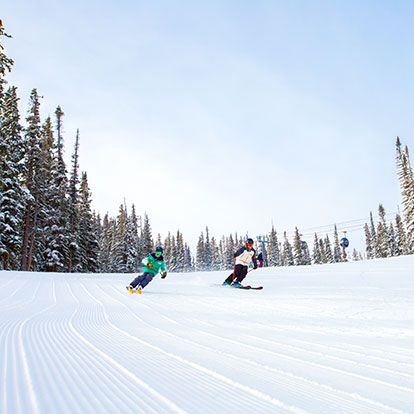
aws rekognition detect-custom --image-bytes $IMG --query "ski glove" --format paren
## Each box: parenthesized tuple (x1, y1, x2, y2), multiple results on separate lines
(147, 262, 153, 269)
(161, 271, 167, 279)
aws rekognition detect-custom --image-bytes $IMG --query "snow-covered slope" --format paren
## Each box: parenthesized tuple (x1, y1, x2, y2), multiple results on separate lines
(1, 256, 414, 414)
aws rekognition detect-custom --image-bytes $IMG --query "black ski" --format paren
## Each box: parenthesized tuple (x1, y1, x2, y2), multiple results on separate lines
(236, 285, 263, 290)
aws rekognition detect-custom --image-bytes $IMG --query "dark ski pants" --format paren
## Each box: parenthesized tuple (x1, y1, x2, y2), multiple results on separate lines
(130, 272, 153, 289)
(224, 264, 248, 284)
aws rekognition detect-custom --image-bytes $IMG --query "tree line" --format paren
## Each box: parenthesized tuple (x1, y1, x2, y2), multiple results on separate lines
(0, 23, 198, 273)
(363, 137, 414, 260)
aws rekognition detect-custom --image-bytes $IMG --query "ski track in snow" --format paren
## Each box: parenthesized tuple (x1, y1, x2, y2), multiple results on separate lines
(1, 256, 414, 413)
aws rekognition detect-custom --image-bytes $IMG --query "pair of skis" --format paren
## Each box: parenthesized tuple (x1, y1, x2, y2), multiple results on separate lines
(235, 285, 263, 290)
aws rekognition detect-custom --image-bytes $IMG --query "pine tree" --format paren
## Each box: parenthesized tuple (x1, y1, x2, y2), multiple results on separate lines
(196, 231, 205, 271)
(67, 127, 80, 271)
(225, 234, 235, 269)
(36, 117, 66, 271)
(112, 204, 128, 272)
(396, 137, 414, 252)
(268, 225, 281, 266)
(293, 227, 304, 265)
(169, 235, 178, 272)
(78, 172, 98, 272)
(183, 243, 193, 272)
(164, 232, 172, 269)
(98, 214, 113, 272)
(218, 237, 227, 270)
(211, 237, 220, 271)
(318, 239, 327, 263)
(175, 230, 185, 272)
(388, 223, 398, 257)
(204, 226, 212, 271)
(312, 233, 321, 264)
(20, 89, 43, 270)
(376, 204, 389, 258)
(0, 86, 25, 269)
(324, 235, 333, 263)
(395, 214, 408, 255)
(364, 223, 374, 259)
(283, 231, 294, 266)
(125, 204, 140, 272)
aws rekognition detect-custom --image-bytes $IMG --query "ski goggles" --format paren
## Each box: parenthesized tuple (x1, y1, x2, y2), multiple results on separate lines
(155, 251, 162, 257)
(247, 242, 253, 247)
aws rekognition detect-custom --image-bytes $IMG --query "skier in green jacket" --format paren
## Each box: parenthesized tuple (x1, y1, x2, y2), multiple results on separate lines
(127, 246, 167, 293)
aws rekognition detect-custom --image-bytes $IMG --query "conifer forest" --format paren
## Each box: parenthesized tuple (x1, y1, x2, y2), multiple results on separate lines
(1, 21, 414, 273)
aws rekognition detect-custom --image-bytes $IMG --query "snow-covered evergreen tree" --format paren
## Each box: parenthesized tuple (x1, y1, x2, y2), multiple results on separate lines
(204, 227, 212, 271)
(67, 127, 80, 272)
(388, 223, 398, 257)
(163, 232, 173, 269)
(210, 237, 220, 271)
(98, 214, 113, 272)
(293, 227, 304, 265)
(175, 230, 185, 272)
(282, 231, 294, 266)
(318, 239, 327, 263)
(396, 137, 414, 252)
(0, 86, 25, 269)
(78, 172, 98, 272)
(312, 233, 321, 264)
(324, 235, 333, 263)
(20, 89, 42, 271)
(376, 204, 389, 258)
(395, 213, 408, 256)
(169, 235, 178, 272)
(36, 117, 66, 271)
(196, 231, 205, 271)
(184, 243, 192, 272)
(125, 205, 140, 272)
(268, 225, 281, 266)
(112, 204, 128, 273)
(364, 223, 374, 259)
(224, 234, 236, 269)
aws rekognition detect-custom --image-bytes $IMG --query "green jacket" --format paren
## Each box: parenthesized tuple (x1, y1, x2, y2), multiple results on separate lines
(142, 253, 166, 276)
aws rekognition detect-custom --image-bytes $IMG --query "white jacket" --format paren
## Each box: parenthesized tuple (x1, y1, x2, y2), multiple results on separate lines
(234, 246, 257, 267)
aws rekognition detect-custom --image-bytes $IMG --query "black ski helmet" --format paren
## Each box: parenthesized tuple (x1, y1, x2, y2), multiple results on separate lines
(155, 246, 163, 254)
(246, 238, 254, 245)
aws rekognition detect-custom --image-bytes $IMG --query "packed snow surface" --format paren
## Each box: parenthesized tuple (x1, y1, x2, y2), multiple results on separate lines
(1, 256, 414, 413)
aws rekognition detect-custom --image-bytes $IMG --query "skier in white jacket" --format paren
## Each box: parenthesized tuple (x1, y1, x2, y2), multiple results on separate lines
(223, 238, 258, 287)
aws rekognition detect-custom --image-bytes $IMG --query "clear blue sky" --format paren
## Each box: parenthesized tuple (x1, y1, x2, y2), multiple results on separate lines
(2, 0, 414, 251)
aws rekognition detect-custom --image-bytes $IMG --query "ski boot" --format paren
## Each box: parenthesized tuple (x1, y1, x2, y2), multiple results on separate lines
(232, 282, 242, 288)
